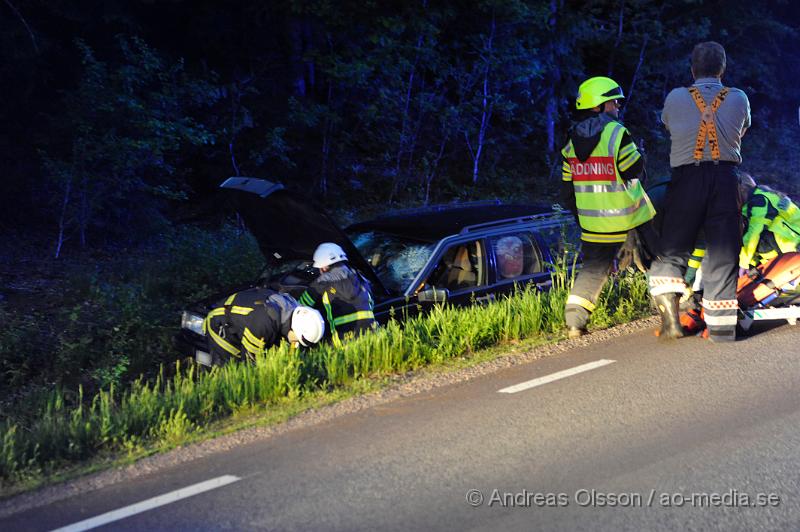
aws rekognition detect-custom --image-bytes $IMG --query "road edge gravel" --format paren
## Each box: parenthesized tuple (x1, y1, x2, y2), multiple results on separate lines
(0, 316, 659, 518)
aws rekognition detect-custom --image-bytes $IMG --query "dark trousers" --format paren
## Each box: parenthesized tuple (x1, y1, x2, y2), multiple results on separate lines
(565, 243, 618, 329)
(206, 316, 242, 365)
(649, 163, 740, 340)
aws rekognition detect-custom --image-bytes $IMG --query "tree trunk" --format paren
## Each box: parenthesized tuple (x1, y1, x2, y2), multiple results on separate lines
(79, 176, 88, 249)
(389, 37, 422, 203)
(320, 82, 334, 197)
(607, 0, 625, 76)
(54, 176, 72, 259)
(389, 0, 429, 203)
(545, 88, 557, 154)
(289, 18, 307, 97)
(623, 32, 650, 117)
(545, 0, 560, 155)
(3, 0, 39, 53)
(229, 83, 242, 176)
(424, 133, 448, 204)
(472, 71, 490, 184)
(624, 5, 664, 115)
(303, 20, 316, 94)
(471, 12, 495, 185)
(406, 77, 429, 172)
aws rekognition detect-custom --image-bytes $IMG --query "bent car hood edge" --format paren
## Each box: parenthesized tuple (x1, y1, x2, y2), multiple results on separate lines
(220, 177, 389, 297)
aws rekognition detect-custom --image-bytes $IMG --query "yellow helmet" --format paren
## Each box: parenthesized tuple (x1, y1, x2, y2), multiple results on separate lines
(575, 76, 625, 110)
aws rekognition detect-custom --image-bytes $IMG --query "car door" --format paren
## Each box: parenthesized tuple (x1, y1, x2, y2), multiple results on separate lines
(416, 238, 497, 307)
(488, 229, 553, 295)
(371, 238, 485, 323)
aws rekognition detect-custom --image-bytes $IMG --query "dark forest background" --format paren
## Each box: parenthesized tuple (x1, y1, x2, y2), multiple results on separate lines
(2, 0, 800, 251)
(1, 0, 799, 399)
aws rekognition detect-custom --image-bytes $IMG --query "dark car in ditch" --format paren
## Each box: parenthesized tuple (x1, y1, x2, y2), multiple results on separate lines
(178, 177, 580, 365)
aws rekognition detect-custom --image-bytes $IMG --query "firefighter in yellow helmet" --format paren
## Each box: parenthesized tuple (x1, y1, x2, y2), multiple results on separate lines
(561, 76, 656, 338)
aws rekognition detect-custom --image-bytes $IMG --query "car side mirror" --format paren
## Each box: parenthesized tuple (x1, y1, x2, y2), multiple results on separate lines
(417, 287, 449, 303)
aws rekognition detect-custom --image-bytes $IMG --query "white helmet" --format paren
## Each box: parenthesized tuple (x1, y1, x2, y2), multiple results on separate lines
(312, 242, 348, 268)
(290, 306, 325, 346)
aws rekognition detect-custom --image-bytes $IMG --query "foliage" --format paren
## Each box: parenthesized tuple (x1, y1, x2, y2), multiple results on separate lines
(38, 35, 220, 254)
(0, 225, 263, 403)
(3, 1, 800, 240)
(0, 0, 797, 488)
(589, 270, 652, 328)
(0, 268, 651, 486)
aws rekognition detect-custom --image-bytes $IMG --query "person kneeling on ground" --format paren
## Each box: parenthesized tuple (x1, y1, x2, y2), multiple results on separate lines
(671, 173, 800, 337)
(738, 173, 800, 273)
(204, 287, 325, 365)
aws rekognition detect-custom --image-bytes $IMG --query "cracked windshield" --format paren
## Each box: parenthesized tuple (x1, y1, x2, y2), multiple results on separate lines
(349, 230, 436, 294)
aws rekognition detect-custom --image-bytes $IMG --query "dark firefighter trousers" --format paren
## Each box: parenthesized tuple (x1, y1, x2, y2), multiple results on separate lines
(565, 223, 660, 330)
(565, 243, 618, 330)
(648, 163, 740, 341)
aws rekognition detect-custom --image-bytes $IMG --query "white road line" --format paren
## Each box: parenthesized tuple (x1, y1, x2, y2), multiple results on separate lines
(50, 475, 241, 532)
(498, 359, 616, 394)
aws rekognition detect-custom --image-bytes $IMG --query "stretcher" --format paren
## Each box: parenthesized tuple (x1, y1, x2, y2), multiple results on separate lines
(736, 252, 800, 331)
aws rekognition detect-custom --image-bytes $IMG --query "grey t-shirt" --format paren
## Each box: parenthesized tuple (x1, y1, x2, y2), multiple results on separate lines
(661, 77, 751, 168)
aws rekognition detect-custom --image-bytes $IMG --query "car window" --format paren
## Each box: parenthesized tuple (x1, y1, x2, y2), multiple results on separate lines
(491, 232, 544, 280)
(536, 221, 582, 265)
(348, 230, 436, 294)
(424, 240, 486, 292)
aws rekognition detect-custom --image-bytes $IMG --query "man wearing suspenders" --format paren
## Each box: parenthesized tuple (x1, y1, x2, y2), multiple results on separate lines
(649, 42, 751, 342)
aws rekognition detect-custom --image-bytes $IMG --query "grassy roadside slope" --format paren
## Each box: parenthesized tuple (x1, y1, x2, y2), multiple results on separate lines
(0, 270, 651, 495)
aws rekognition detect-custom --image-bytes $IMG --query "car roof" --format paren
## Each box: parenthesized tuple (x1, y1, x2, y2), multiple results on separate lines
(346, 201, 557, 242)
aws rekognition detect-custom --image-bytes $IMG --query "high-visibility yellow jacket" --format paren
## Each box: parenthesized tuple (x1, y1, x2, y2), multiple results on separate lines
(562, 119, 655, 244)
(740, 187, 800, 268)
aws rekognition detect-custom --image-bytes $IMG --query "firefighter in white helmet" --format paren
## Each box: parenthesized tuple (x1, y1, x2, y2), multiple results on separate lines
(204, 287, 324, 365)
(298, 242, 376, 341)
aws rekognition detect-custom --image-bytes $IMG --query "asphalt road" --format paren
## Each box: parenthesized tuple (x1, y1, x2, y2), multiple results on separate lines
(4, 323, 800, 531)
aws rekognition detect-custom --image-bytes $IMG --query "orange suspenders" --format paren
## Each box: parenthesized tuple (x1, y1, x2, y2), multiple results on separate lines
(688, 86, 729, 163)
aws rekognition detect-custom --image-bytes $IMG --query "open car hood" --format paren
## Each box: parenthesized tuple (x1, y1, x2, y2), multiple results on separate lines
(220, 177, 389, 296)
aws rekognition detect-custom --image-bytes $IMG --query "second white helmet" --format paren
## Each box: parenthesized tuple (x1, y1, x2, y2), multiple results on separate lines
(290, 306, 325, 346)
(312, 242, 348, 269)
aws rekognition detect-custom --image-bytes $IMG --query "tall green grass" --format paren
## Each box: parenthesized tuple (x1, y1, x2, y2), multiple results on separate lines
(0, 269, 650, 487)
(0, 224, 265, 404)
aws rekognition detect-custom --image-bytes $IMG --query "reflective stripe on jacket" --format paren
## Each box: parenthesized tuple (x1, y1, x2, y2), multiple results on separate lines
(562, 121, 655, 243)
(203, 288, 294, 361)
(740, 187, 800, 268)
(299, 264, 376, 340)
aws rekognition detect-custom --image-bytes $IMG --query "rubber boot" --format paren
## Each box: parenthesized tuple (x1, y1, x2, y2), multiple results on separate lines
(654, 293, 683, 340)
(568, 326, 587, 339)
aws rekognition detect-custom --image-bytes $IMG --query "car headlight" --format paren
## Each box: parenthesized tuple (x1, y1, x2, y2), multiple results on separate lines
(181, 311, 206, 336)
